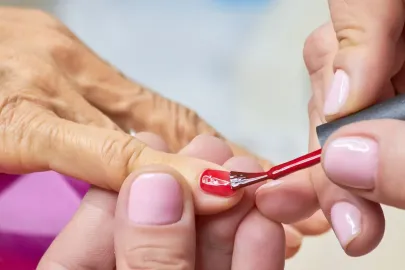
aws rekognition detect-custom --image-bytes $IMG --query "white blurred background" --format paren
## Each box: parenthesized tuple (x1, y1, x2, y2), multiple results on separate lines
(1, 0, 404, 269)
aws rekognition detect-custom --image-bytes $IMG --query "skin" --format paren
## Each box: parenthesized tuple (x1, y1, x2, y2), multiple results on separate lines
(38, 132, 287, 270)
(0, 6, 329, 257)
(256, 0, 405, 258)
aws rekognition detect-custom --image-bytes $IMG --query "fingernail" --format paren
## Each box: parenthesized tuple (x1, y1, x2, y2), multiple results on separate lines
(200, 169, 236, 197)
(331, 202, 361, 248)
(324, 70, 350, 115)
(128, 173, 183, 225)
(324, 137, 378, 189)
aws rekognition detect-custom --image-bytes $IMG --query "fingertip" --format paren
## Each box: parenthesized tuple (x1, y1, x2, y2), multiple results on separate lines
(195, 183, 245, 215)
(114, 165, 196, 269)
(324, 46, 395, 120)
(292, 210, 330, 236)
(255, 172, 319, 224)
(325, 0, 403, 117)
(285, 247, 300, 260)
(283, 224, 303, 250)
(232, 209, 285, 270)
(179, 134, 233, 165)
(139, 146, 244, 216)
(134, 132, 170, 152)
(341, 203, 385, 257)
(284, 225, 302, 260)
(117, 165, 194, 225)
(223, 156, 263, 172)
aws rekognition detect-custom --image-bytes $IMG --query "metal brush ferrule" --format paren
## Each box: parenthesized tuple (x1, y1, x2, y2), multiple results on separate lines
(230, 171, 269, 190)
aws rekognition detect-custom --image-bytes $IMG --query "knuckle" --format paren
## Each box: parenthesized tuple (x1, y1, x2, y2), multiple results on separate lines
(329, 1, 365, 48)
(0, 93, 50, 169)
(334, 24, 366, 48)
(0, 94, 33, 132)
(47, 32, 77, 62)
(100, 136, 146, 188)
(330, 1, 403, 48)
(124, 245, 191, 270)
(303, 22, 337, 73)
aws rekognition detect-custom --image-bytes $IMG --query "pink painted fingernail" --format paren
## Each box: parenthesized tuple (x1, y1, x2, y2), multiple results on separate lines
(128, 173, 183, 225)
(331, 202, 361, 248)
(324, 70, 350, 115)
(323, 137, 378, 189)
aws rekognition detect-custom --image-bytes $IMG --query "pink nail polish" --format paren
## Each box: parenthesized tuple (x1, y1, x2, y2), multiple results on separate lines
(324, 70, 350, 115)
(331, 202, 361, 248)
(324, 137, 378, 189)
(128, 173, 183, 225)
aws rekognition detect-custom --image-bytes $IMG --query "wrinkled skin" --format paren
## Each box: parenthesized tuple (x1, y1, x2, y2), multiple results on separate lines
(39, 133, 287, 270)
(0, 7, 329, 260)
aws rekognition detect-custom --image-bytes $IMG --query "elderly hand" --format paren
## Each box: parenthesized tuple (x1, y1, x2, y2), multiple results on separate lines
(0, 7, 328, 259)
(38, 133, 288, 270)
(0, 7, 252, 214)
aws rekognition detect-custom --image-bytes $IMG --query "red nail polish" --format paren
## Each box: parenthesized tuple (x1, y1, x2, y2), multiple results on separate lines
(200, 169, 235, 197)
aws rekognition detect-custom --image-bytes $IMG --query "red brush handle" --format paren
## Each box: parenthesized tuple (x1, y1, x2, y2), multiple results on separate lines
(268, 149, 322, 180)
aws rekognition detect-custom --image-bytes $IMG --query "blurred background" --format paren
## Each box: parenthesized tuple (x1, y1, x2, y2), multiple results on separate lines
(0, 0, 404, 269)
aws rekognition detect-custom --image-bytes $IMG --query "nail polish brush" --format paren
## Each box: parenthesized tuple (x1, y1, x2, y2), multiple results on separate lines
(226, 93, 405, 190)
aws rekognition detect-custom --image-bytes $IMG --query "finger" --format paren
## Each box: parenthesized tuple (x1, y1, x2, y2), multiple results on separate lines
(302, 16, 385, 256)
(231, 209, 285, 270)
(134, 132, 170, 152)
(308, 109, 385, 256)
(255, 170, 319, 224)
(195, 156, 263, 270)
(179, 136, 299, 263)
(303, 21, 337, 113)
(292, 210, 330, 236)
(69, 49, 226, 152)
(38, 132, 170, 269)
(304, 22, 385, 256)
(2, 106, 243, 215)
(253, 23, 333, 243)
(225, 140, 274, 170)
(114, 166, 195, 270)
(38, 187, 117, 270)
(254, 103, 323, 225)
(178, 134, 233, 165)
(283, 225, 303, 260)
(54, 86, 121, 132)
(322, 119, 405, 209)
(324, 0, 405, 119)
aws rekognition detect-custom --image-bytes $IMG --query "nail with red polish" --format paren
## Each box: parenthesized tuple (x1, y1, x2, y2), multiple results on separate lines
(200, 169, 236, 197)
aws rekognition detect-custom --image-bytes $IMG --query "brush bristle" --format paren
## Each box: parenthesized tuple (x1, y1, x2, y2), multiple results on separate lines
(229, 171, 269, 190)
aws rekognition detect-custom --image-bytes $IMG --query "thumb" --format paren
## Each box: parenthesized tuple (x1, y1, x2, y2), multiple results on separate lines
(114, 165, 195, 270)
(324, 0, 405, 119)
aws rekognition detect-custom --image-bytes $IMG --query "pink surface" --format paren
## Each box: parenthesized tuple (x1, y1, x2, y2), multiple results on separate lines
(0, 172, 89, 269)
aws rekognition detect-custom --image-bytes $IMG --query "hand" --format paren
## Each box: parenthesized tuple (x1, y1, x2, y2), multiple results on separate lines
(255, 0, 405, 256)
(0, 7, 326, 238)
(0, 7, 257, 215)
(38, 133, 288, 270)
